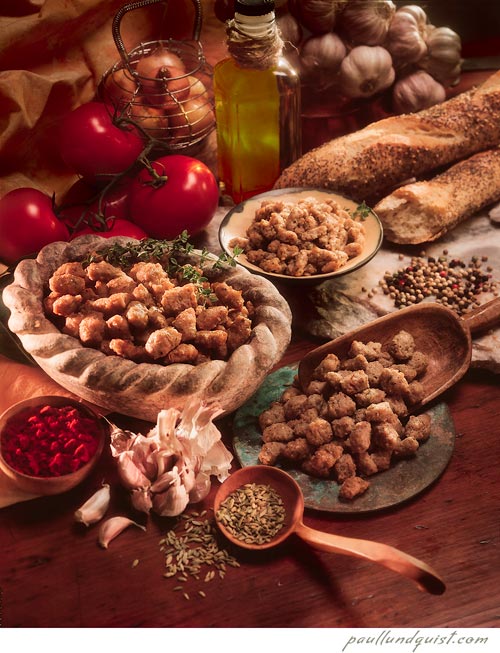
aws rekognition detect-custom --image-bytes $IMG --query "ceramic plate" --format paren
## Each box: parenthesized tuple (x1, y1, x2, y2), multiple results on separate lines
(232, 365, 455, 514)
(219, 187, 383, 284)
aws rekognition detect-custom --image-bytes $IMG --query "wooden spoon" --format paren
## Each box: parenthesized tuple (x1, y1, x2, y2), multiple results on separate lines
(298, 298, 500, 408)
(214, 465, 445, 595)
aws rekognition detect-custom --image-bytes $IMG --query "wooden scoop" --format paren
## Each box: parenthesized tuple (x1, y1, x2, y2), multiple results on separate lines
(298, 298, 500, 407)
(214, 465, 445, 595)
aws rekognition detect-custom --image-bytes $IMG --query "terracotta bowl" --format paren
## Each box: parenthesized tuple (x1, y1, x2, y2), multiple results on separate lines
(0, 395, 106, 496)
(2, 235, 292, 421)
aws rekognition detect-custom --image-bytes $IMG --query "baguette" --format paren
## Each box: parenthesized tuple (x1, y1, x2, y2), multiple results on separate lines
(373, 147, 500, 244)
(275, 70, 500, 204)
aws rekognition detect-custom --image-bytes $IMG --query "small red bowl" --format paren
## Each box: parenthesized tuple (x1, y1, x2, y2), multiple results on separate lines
(0, 395, 107, 496)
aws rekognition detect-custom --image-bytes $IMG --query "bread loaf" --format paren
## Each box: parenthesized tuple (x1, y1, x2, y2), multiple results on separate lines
(374, 147, 500, 244)
(275, 70, 500, 204)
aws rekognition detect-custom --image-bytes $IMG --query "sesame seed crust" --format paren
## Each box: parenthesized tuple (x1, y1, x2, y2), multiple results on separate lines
(275, 71, 500, 204)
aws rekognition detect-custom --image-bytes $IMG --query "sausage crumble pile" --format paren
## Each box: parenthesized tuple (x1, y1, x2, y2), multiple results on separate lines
(258, 330, 432, 500)
(230, 197, 366, 277)
(44, 259, 253, 364)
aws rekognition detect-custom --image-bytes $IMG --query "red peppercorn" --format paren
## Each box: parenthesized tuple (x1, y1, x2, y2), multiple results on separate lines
(1, 404, 101, 478)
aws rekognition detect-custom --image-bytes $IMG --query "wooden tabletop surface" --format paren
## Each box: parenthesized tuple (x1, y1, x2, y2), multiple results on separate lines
(1, 71, 499, 630)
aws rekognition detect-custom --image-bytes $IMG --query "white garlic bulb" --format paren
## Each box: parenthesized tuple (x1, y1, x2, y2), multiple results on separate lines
(339, 45, 395, 98)
(339, 0, 396, 45)
(420, 25, 463, 86)
(397, 4, 428, 31)
(300, 32, 347, 80)
(392, 70, 446, 114)
(386, 10, 428, 66)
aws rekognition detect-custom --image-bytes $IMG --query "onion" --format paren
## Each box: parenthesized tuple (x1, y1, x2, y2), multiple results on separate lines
(129, 101, 169, 138)
(103, 66, 138, 106)
(168, 96, 215, 143)
(300, 32, 347, 78)
(143, 65, 192, 107)
(135, 47, 186, 79)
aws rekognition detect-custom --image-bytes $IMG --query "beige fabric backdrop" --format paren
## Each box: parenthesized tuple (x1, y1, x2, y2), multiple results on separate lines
(0, 0, 226, 201)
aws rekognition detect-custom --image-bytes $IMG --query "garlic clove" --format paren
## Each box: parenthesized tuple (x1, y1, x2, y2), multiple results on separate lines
(74, 483, 111, 527)
(152, 482, 189, 517)
(131, 488, 153, 514)
(189, 471, 211, 504)
(98, 516, 146, 549)
(116, 451, 151, 490)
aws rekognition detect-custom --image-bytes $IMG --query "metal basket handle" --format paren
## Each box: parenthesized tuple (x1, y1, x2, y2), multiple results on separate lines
(111, 0, 203, 65)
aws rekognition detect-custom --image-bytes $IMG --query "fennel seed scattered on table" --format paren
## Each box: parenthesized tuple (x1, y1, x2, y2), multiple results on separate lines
(159, 510, 240, 596)
(216, 483, 286, 545)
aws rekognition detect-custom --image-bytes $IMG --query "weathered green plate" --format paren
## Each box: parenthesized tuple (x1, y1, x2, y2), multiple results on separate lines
(232, 365, 456, 514)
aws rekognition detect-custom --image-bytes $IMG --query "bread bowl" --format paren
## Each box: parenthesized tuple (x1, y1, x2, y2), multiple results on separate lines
(2, 235, 292, 421)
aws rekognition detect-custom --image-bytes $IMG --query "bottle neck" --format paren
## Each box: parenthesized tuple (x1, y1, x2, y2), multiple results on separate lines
(233, 10, 276, 40)
(226, 8, 283, 70)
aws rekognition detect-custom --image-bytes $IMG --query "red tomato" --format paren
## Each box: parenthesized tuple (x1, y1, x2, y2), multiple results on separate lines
(59, 179, 132, 230)
(71, 218, 148, 240)
(0, 188, 69, 264)
(127, 155, 219, 239)
(59, 102, 144, 179)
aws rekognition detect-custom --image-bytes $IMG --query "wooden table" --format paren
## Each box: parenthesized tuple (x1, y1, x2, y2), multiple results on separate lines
(1, 70, 499, 631)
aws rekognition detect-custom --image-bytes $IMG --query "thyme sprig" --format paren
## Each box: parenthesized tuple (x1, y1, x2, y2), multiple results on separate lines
(82, 231, 243, 300)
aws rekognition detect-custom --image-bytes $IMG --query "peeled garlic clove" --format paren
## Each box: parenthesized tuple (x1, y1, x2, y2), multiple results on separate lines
(74, 484, 111, 527)
(98, 516, 146, 549)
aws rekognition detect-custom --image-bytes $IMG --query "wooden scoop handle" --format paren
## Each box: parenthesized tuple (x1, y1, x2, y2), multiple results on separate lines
(461, 297, 500, 334)
(295, 522, 445, 595)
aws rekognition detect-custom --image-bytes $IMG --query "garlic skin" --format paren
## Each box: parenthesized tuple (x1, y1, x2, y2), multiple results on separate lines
(109, 400, 232, 518)
(98, 516, 146, 549)
(392, 70, 446, 114)
(339, 45, 395, 99)
(339, 0, 396, 46)
(420, 25, 463, 86)
(289, 0, 348, 35)
(74, 484, 111, 527)
(277, 12, 303, 50)
(386, 10, 428, 66)
(397, 4, 428, 31)
(300, 32, 347, 81)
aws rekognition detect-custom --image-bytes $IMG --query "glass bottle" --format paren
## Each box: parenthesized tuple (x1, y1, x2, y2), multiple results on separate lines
(213, 0, 301, 204)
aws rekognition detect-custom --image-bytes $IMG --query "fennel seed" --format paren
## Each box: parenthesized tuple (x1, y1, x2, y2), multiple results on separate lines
(215, 483, 286, 545)
(158, 509, 240, 598)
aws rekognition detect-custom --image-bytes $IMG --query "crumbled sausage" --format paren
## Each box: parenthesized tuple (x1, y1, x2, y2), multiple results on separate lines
(231, 197, 366, 277)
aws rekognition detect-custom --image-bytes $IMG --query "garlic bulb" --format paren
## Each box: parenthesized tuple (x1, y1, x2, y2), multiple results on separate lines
(397, 4, 428, 31)
(289, 0, 348, 34)
(386, 10, 427, 66)
(420, 25, 463, 86)
(339, 0, 396, 45)
(300, 32, 347, 80)
(339, 45, 395, 99)
(109, 400, 232, 518)
(392, 70, 446, 114)
(276, 12, 303, 50)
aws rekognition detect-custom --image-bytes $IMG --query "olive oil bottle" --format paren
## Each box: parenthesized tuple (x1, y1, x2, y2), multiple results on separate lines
(213, 0, 301, 203)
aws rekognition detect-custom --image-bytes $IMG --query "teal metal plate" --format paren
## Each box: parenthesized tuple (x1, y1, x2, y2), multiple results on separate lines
(232, 365, 456, 514)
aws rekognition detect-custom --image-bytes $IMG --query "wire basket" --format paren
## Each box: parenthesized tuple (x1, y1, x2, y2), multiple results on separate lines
(99, 0, 215, 151)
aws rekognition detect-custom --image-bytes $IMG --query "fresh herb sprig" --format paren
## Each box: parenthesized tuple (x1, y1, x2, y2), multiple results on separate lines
(352, 201, 376, 221)
(82, 231, 243, 301)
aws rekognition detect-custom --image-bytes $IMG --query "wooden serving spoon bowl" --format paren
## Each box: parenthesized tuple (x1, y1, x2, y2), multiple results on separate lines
(214, 465, 446, 595)
(298, 297, 500, 408)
